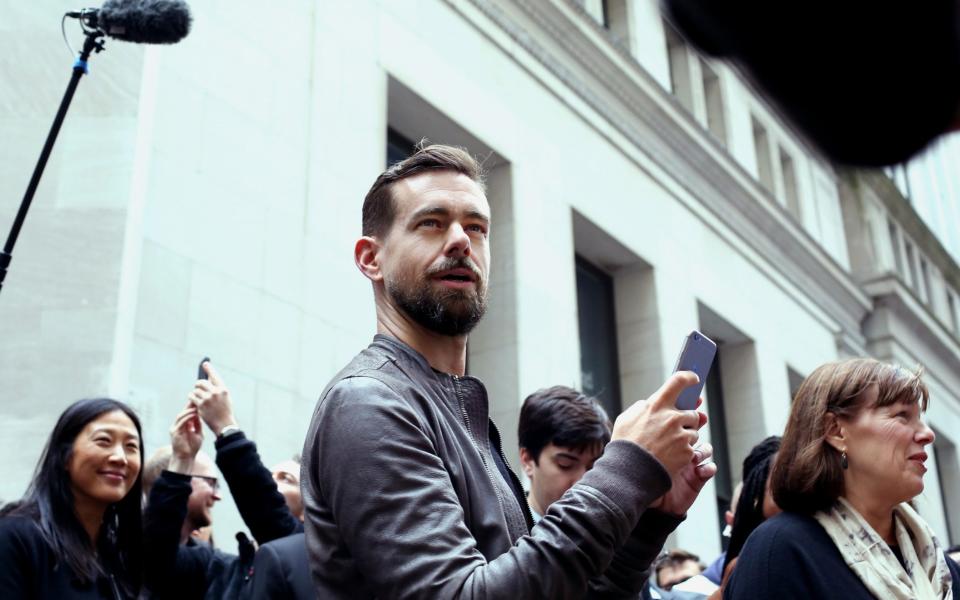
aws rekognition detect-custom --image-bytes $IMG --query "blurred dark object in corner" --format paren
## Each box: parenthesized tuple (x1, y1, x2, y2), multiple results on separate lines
(663, 0, 960, 167)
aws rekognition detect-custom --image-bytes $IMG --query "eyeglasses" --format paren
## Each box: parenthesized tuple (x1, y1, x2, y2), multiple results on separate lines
(191, 474, 220, 493)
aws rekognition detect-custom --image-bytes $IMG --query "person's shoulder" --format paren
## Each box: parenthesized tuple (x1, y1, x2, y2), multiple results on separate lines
(746, 512, 832, 556)
(0, 515, 51, 558)
(0, 515, 43, 541)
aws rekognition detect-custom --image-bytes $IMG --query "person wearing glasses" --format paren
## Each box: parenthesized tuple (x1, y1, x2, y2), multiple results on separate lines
(143, 363, 301, 599)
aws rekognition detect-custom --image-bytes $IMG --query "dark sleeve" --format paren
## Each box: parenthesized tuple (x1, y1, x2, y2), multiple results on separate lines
(143, 470, 214, 596)
(587, 509, 683, 598)
(215, 431, 299, 545)
(306, 377, 672, 600)
(0, 519, 40, 599)
(244, 543, 287, 600)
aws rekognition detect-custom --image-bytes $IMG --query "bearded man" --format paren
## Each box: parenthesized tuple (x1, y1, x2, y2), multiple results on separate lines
(301, 144, 717, 599)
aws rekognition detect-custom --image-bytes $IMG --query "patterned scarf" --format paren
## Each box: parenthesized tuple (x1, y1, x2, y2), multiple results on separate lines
(814, 497, 953, 599)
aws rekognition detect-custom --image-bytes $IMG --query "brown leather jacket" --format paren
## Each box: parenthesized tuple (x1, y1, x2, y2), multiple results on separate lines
(302, 335, 681, 599)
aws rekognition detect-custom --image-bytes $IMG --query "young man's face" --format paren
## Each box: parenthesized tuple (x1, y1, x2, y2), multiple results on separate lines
(377, 170, 491, 336)
(520, 442, 603, 515)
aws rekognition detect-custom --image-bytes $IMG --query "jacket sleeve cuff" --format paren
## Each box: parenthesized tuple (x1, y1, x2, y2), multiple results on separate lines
(575, 440, 672, 523)
(214, 429, 248, 451)
(636, 508, 685, 540)
(160, 469, 193, 487)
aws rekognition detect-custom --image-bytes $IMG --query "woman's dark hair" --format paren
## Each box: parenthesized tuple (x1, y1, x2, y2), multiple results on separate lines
(771, 359, 928, 515)
(0, 398, 144, 595)
(723, 435, 781, 572)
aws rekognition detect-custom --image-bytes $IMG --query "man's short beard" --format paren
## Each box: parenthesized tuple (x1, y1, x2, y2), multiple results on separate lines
(387, 270, 487, 337)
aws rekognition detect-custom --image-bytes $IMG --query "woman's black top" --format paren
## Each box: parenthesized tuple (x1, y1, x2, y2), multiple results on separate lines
(725, 511, 960, 599)
(0, 516, 130, 599)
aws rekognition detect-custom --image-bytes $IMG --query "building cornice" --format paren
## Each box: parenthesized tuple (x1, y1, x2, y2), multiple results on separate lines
(850, 169, 960, 293)
(862, 274, 960, 376)
(450, 0, 870, 344)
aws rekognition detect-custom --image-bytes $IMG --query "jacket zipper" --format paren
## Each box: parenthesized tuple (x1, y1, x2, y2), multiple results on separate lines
(453, 375, 508, 513)
(490, 420, 536, 529)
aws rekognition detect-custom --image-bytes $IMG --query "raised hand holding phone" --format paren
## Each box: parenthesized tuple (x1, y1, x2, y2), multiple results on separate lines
(189, 359, 238, 437)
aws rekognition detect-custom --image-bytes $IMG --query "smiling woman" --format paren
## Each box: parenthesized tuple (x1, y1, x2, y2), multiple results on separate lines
(726, 359, 960, 599)
(0, 398, 144, 599)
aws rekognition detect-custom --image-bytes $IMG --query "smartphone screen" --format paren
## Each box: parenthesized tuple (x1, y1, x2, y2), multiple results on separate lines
(672, 331, 717, 410)
(198, 357, 210, 381)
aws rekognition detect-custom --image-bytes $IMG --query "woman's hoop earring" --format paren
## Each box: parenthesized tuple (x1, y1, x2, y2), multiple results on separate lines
(840, 451, 849, 470)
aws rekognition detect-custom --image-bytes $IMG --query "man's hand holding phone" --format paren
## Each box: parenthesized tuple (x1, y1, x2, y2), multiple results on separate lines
(611, 371, 706, 476)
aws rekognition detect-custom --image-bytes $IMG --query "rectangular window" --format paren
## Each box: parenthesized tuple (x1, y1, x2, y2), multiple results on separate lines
(704, 352, 733, 548)
(752, 117, 774, 192)
(701, 60, 727, 145)
(948, 291, 960, 334)
(905, 240, 919, 290)
(387, 128, 415, 167)
(919, 259, 932, 304)
(780, 148, 801, 221)
(888, 219, 905, 277)
(787, 367, 805, 403)
(933, 440, 958, 545)
(576, 256, 622, 418)
(664, 22, 695, 114)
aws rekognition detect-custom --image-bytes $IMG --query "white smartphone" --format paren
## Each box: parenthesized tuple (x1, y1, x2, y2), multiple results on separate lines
(672, 330, 717, 410)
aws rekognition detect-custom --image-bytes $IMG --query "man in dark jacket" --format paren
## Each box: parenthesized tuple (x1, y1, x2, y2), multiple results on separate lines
(244, 532, 315, 600)
(302, 143, 718, 598)
(242, 457, 316, 600)
(144, 364, 302, 599)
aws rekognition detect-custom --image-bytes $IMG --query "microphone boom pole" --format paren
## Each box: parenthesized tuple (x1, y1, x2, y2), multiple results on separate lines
(0, 30, 106, 297)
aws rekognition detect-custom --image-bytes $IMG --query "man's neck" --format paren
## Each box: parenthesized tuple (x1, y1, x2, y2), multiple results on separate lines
(180, 521, 194, 545)
(376, 305, 468, 376)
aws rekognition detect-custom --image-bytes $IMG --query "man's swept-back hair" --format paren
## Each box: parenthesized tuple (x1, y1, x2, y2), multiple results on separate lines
(518, 386, 611, 462)
(362, 142, 485, 237)
(771, 358, 929, 514)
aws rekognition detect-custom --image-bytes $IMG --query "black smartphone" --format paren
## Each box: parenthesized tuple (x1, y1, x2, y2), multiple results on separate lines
(198, 357, 211, 381)
(672, 331, 717, 410)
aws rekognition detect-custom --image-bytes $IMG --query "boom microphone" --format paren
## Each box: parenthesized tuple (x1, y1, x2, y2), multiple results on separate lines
(68, 0, 192, 45)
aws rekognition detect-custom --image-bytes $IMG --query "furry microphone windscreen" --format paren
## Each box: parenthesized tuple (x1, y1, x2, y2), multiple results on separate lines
(98, 0, 192, 44)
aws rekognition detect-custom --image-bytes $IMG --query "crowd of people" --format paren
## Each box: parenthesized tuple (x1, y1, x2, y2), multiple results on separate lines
(1, 144, 959, 599)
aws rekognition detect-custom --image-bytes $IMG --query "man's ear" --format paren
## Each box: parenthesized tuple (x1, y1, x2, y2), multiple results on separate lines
(823, 412, 846, 452)
(355, 236, 383, 282)
(519, 447, 536, 479)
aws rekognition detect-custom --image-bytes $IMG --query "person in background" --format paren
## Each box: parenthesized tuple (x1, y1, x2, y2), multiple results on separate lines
(701, 482, 741, 585)
(243, 455, 316, 600)
(645, 549, 717, 599)
(142, 446, 222, 549)
(144, 363, 301, 599)
(726, 359, 960, 599)
(517, 385, 611, 523)
(0, 398, 144, 599)
(706, 436, 781, 599)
